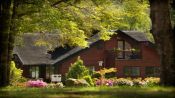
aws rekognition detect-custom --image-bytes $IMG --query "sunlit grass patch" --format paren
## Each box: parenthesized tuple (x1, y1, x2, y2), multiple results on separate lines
(0, 86, 175, 98)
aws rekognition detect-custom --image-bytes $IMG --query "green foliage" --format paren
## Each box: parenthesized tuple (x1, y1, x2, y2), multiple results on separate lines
(110, 77, 160, 87)
(83, 75, 94, 86)
(114, 78, 134, 86)
(46, 82, 64, 88)
(132, 78, 147, 86)
(105, 72, 116, 79)
(120, 0, 151, 32)
(65, 78, 90, 87)
(9, 61, 24, 86)
(66, 57, 89, 79)
(92, 73, 101, 79)
(14, 0, 151, 48)
(144, 77, 160, 86)
(95, 68, 117, 78)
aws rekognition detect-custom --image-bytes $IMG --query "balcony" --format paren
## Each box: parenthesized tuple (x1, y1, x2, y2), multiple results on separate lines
(115, 49, 141, 60)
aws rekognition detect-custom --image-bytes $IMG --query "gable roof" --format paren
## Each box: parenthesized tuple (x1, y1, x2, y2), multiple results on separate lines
(116, 30, 149, 42)
(52, 34, 100, 64)
(13, 33, 100, 65)
(13, 30, 149, 65)
(13, 33, 55, 65)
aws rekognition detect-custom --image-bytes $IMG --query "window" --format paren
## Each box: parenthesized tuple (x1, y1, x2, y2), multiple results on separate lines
(46, 66, 54, 79)
(116, 40, 140, 59)
(125, 41, 132, 59)
(124, 66, 140, 76)
(88, 66, 95, 75)
(145, 66, 160, 77)
(30, 66, 39, 79)
(117, 40, 124, 59)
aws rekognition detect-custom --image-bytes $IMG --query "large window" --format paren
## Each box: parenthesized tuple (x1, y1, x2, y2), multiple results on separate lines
(124, 41, 132, 59)
(145, 66, 160, 77)
(117, 40, 124, 59)
(124, 66, 140, 76)
(116, 40, 140, 59)
(46, 66, 54, 79)
(30, 66, 39, 79)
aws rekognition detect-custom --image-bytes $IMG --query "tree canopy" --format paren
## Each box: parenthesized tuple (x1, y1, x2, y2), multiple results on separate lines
(14, 0, 150, 48)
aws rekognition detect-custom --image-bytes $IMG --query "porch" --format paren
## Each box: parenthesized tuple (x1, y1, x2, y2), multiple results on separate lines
(23, 65, 56, 82)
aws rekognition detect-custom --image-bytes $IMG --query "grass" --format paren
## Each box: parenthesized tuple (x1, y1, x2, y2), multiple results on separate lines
(0, 86, 175, 98)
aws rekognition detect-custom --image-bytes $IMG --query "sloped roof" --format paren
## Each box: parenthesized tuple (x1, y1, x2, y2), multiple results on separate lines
(13, 33, 55, 65)
(14, 30, 149, 65)
(52, 34, 100, 64)
(13, 33, 100, 65)
(116, 30, 149, 42)
(53, 30, 150, 64)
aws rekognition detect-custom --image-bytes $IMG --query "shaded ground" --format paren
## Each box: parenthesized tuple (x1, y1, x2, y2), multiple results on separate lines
(0, 86, 175, 98)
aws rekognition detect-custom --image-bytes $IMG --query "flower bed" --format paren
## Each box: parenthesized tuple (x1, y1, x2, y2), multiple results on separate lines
(27, 80, 47, 87)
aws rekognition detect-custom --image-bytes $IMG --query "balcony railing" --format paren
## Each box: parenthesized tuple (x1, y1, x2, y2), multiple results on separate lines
(116, 50, 141, 60)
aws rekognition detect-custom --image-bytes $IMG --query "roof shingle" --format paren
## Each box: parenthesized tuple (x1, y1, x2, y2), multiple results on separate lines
(14, 30, 149, 65)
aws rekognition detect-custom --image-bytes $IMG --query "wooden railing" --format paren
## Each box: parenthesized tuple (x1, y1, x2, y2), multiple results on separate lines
(117, 50, 141, 59)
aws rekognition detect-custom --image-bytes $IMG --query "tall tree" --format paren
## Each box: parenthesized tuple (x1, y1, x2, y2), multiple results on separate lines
(149, 0, 175, 86)
(0, 0, 150, 87)
(0, 0, 12, 86)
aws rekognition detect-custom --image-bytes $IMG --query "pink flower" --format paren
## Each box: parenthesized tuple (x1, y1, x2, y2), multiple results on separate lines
(27, 80, 47, 87)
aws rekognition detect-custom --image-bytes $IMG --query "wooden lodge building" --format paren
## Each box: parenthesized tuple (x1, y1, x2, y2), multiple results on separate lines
(13, 30, 160, 81)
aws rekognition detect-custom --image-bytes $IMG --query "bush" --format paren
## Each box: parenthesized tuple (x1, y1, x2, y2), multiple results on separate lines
(27, 80, 47, 87)
(132, 78, 147, 86)
(94, 78, 114, 86)
(83, 75, 94, 86)
(47, 82, 64, 88)
(114, 78, 133, 86)
(10, 61, 25, 86)
(92, 73, 101, 79)
(65, 78, 89, 87)
(105, 72, 116, 79)
(66, 57, 89, 79)
(95, 68, 117, 79)
(13, 82, 27, 87)
(144, 77, 160, 86)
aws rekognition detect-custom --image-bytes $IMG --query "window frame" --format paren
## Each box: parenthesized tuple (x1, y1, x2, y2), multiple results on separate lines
(30, 66, 39, 79)
(145, 66, 160, 77)
(46, 66, 55, 79)
(116, 39, 141, 60)
(123, 66, 141, 77)
(117, 40, 125, 59)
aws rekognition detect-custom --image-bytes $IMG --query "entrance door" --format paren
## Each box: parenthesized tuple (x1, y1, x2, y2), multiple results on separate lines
(30, 66, 39, 79)
(46, 66, 54, 79)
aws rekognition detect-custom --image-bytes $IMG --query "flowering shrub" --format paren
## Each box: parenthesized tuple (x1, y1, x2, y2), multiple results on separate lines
(114, 78, 133, 86)
(95, 78, 114, 86)
(95, 68, 117, 79)
(144, 77, 160, 86)
(27, 80, 47, 87)
(93, 77, 160, 87)
(47, 82, 64, 88)
(132, 78, 147, 86)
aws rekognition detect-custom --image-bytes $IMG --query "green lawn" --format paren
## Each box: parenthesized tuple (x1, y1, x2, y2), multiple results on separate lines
(0, 86, 175, 98)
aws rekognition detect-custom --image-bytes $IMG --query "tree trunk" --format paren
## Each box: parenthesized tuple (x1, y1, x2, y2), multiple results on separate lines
(149, 0, 175, 86)
(8, 0, 19, 63)
(0, 0, 12, 87)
